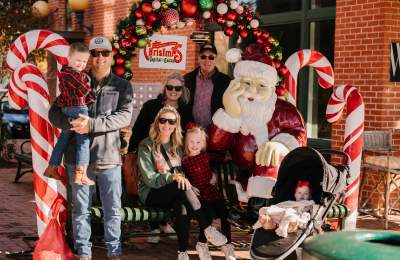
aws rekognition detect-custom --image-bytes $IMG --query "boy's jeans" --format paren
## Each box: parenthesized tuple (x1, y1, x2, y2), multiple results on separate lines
(49, 106, 89, 166)
(67, 164, 122, 257)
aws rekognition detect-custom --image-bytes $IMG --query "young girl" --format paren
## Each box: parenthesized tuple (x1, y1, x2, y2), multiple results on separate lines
(181, 126, 236, 260)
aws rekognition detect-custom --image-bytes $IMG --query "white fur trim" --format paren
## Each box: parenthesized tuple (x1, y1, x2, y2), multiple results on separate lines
(212, 108, 241, 133)
(271, 133, 300, 151)
(234, 60, 278, 88)
(247, 176, 276, 199)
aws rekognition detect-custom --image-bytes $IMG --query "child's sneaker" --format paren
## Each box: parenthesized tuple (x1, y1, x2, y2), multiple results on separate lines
(177, 251, 189, 260)
(160, 223, 177, 240)
(204, 226, 227, 247)
(196, 242, 212, 260)
(147, 229, 160, 244)
(44, 165, 63, 180)
(221, 243, 237, 260)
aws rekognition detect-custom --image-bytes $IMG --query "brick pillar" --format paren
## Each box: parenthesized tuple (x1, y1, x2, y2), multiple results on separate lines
(334, 0, 400, 211)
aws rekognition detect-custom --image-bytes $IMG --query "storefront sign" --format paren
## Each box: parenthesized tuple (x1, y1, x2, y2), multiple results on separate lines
(390, 42, 400, 81)
(139, 34, 187, 70)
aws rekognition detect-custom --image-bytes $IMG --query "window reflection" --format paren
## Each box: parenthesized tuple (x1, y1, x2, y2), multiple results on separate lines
(257, 0, 302, 14)
(311, 0, 335, 8)
(264, 23, 301, 62)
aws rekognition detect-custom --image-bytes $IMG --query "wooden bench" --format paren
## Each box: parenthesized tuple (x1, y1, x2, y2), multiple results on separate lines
(14, 140, 33, 183)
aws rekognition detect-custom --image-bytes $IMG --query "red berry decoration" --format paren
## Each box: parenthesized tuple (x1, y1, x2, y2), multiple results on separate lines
(130, 36, 138, 45)
(256, 36, 264, 45)
(264, 44, 272, 53)
(134, 9, 143, 19)
(237, 23, 245, 30)
(115, 56, 125, 65)
(144, 22, 153, 32)
(252, 28, 261, 37)
(262, 31, 270, 40)
(279, 66, 289, 76)
(114, 66, 125, 77)
(147, 13, 158, 24)
(216, 16, 226, 25)
(119, 38, 132, 49)
(239, 29, 248, 39)
(226, 11, 238, 21)
(273, 58, 282, 69)
(161, 8, 180, 27)
(141, 2, 153, 15)
(224, 27, 234, 36)
(276, 84, 286, 96)
(181, 0, 198, 18)
(112, 49, 118, 56)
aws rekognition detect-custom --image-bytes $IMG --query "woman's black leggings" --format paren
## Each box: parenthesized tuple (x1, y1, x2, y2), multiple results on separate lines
(145, 182, 211, 252)
(198, 199, 231, 243)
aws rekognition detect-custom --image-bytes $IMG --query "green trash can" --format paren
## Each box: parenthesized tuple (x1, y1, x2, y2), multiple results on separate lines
(303, 231, 400, 260)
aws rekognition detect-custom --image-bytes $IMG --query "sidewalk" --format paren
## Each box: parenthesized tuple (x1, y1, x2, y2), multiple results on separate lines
(0, 166, 399, 259)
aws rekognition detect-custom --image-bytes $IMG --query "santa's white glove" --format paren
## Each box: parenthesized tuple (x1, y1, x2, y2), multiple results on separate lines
(222, 79, 245, 118)
(255, 141, 289, 167)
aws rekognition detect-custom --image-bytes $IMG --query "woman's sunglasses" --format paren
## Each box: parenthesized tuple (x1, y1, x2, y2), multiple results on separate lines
(165, 85, 183, 92)
(200, 55, 215, 61)
(158, 118, 177, 125)
(90, 50, 111, 57)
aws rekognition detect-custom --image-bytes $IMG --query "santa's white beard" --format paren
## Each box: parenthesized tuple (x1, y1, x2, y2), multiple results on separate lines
(239, 93, 277, 146)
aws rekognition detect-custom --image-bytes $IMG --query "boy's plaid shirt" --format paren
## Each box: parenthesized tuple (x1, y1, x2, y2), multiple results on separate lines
(182, 152, 223, 201)
(57, 65, 94, 108)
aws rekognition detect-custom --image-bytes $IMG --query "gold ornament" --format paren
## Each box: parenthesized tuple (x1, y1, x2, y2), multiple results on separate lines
(32, 1, 49, 19)
(68, 0, 90, 12)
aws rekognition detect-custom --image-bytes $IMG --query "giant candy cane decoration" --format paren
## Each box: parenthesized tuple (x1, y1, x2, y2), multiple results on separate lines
(6, 30, 69, 236)
(326, 84, 364, 229)
(284, 50, 364, 230)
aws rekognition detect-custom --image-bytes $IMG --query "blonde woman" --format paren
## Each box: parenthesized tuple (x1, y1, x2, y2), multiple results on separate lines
(137, 106, 227, 260)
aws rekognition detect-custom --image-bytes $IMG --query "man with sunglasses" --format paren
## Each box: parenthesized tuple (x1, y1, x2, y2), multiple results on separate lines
(184, 43, 231, 128)
(49, 36, 133, 260)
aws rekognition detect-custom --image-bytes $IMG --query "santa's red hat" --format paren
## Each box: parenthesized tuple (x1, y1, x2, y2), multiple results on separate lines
(226, 44, 279, 89)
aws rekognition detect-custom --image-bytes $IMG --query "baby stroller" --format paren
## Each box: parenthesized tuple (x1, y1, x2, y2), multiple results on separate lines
(250, 146, 350, 260)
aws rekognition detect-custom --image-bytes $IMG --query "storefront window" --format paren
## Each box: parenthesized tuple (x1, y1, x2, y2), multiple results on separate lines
(311, 0, 335, 9)
(257, 0, 302, 15)
(265, 23, 301, 62)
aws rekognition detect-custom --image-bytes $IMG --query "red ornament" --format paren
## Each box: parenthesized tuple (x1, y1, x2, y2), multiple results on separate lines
(239, 29, 248, 38)
(181, 0, 198, 18)
(226, 11, 238, 21)
(276, 84, 286, 96)
(246, 13, 253, 22)
(252, 28, 261, 37)
(273, 58, 282, 69)
(216, 16, 226, 25)
(256, 36, 264, 45)
(264, 44, 272, 53)
(216, 0, 225, 3)
(115, 56, 125, 65)
(144, 22, 153, 31)
(130, 36, 138, 45)
(262, 31, 270, 40)
(112, 49, 118, 56)
(224, 27, 234, 36)
(279, 66, 289, 76)
(141, 2, 153, 15)
(237, 23, 245, 30)
(147, 13, 158, 24)
(134, 9, 143, 19)
(119, 38, 132, 49)
(267, 36, 275, 44)
(114, 66, 125, 77)
(161, 8, 180, 27)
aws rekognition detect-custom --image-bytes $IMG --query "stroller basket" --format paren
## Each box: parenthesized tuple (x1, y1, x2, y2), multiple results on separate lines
(250, 147, 350, 260)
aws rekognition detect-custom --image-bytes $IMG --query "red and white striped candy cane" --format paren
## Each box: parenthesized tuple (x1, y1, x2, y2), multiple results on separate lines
(284, 49, 335, 104)
(6, 30, 69, 236)
(326, 84, 364, 230)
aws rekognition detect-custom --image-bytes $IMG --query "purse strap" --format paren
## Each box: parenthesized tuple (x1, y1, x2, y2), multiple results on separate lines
(160, 145, 174, 171)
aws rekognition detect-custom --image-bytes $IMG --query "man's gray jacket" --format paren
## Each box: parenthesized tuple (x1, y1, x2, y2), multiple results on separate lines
(49, 73, 133, 166)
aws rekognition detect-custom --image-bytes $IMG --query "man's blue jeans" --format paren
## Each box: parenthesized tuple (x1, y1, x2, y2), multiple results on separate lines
(49, 106, 89, 166)
(67, 164, 122, 257)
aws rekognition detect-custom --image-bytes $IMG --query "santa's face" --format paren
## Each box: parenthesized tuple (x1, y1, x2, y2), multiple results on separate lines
(294, 186, 311, 201)
(239, 77, 274, 102)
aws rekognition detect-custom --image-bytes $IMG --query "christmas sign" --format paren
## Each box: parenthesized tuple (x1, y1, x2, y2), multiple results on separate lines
(139, 34, 187, 70)
(390, 42, 400, 82)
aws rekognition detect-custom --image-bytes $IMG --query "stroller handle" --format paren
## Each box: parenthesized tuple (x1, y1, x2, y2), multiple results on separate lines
(318, 149, 350, 166)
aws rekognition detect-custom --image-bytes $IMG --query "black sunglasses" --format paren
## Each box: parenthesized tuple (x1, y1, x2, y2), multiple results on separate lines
(90, 50, 111, 57)
(200, 55, 215, 61)
(165, 85, 183, 92)
(158, 117, 177, 125)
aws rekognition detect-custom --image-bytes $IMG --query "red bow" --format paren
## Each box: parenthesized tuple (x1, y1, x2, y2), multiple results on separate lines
(296, 180, 311, 189)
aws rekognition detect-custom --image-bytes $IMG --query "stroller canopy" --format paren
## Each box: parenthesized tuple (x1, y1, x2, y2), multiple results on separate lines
(272, 147, 349, 205)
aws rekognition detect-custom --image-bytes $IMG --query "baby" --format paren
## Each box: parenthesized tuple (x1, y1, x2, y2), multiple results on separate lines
(253, 180, 315, 238)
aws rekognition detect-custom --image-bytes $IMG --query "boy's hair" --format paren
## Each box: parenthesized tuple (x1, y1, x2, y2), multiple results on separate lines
(69, 42, 89, 55)
(184, 126, 208, 155)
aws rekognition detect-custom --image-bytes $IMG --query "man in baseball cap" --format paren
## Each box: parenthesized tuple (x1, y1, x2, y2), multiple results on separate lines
(49, 35, 133, 260)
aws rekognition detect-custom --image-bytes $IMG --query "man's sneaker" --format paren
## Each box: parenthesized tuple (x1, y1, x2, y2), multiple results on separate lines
(147, 229, 160, 244)
(221, 243, 237, 260)
(177, 251, 189, 260)
(160, 223, 177, 240)
(196, 242, 212, 260)
(204, 226, 227, 247)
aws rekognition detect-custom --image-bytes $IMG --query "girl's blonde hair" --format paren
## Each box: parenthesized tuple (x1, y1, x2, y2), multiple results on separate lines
(162, 72, 190, 105)
(184, 126, 208, 155)
(149, 105, 183, 155)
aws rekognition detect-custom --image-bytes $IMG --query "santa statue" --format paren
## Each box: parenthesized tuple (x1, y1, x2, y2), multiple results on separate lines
(208, 44, 307, 203)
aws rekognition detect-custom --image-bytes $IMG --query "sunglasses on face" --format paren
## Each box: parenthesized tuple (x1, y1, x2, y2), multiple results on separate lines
(165, 85, 183, 92)
(158, 117, 177, 125)
(200, 55, 215, 61)
(90, 50, 111, 57)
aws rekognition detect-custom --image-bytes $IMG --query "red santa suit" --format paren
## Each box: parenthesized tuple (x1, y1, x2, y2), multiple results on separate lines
(208, 56, 307, 201)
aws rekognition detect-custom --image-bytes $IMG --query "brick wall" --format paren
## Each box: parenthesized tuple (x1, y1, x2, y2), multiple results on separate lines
(334, 0, 400, 210)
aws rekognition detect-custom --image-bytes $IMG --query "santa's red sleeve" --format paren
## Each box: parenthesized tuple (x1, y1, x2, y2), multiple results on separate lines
(207, 108, 240, 161)
(268, 99, 307, 150)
